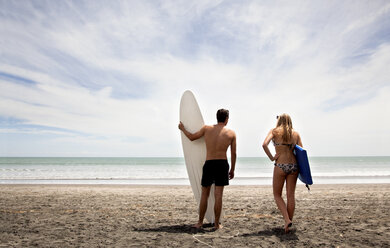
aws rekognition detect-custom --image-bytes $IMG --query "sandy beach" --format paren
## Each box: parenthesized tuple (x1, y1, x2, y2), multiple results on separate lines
(0, 184, 389, 247)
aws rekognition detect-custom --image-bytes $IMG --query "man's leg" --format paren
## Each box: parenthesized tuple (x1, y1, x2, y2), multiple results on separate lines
(213, 186, 224, 229)
(194, 186, 211, 228)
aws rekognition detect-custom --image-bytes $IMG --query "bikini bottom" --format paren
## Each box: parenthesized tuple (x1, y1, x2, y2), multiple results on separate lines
(275, 163, 298, 174)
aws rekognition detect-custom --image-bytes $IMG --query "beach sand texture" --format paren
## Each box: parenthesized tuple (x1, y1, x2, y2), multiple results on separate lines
(0, 184, 389, 247)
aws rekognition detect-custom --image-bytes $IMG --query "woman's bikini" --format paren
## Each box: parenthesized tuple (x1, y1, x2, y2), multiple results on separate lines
(273, 142, 298, 174)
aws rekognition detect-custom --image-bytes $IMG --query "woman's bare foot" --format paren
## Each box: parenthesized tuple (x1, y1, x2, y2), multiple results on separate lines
(284, 221, 292, 233)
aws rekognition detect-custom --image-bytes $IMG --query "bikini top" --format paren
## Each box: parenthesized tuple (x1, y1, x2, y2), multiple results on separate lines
(273, 141, 295, 150)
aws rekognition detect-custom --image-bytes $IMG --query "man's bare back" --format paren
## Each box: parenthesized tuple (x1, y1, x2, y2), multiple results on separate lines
(203, 124, 236, 160)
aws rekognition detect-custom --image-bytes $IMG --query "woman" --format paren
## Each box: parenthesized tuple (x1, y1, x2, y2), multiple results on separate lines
(262, 113, 302, 233)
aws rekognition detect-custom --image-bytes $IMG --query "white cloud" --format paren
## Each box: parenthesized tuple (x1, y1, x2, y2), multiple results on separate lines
(0, 0, 389, 156)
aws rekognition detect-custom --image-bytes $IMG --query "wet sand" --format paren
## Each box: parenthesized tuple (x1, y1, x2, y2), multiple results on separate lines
(0, 184, 389, 247)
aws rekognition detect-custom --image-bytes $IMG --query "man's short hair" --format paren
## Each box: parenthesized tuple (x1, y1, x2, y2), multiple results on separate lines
(216, 109, 229, 123)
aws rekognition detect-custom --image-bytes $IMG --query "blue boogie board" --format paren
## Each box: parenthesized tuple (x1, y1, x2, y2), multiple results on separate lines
(294, 145, 313, 189)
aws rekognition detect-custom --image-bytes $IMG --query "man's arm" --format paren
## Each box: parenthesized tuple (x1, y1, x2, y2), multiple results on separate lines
(178, 122, 206, 141)
(229, 132, 237, 180)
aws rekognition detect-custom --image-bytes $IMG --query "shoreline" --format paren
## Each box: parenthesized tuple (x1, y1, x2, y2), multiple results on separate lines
(1, 184, 389, 247)
(2, 173, 390, 186)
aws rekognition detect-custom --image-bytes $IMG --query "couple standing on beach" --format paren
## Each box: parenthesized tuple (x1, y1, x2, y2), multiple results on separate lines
(178, 109, 302, 233)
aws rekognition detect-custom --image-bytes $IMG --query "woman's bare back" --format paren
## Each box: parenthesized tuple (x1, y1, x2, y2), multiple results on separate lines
(273, 127, 300, 164)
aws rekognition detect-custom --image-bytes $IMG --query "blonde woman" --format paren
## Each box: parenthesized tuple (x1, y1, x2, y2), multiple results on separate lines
(262, 114, 302, 233)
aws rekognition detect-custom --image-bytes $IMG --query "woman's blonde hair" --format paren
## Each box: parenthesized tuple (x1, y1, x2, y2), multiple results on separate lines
(276, 113, 293, 142)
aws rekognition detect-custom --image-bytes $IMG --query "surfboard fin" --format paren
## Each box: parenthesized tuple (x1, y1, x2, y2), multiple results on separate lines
(305, 184, 311, 192)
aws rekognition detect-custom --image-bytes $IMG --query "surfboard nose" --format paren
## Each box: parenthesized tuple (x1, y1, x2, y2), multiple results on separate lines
(181, 90, 194, 99)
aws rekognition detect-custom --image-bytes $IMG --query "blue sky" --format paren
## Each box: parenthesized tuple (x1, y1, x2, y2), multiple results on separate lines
(0, 0, 389, 156)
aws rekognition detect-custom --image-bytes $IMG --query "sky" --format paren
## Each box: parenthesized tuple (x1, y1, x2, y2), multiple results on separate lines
(0, 0, 389, 157)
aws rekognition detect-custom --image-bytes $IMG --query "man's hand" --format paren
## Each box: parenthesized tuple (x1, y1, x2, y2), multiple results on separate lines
(229, 169, 234, 180)
(178, 122, 184, 131)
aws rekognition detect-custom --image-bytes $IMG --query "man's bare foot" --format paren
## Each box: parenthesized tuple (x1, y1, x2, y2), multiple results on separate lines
(284, 221, 292, 233)
(192, 223, 203, 229)
(213, 223, 223, 230)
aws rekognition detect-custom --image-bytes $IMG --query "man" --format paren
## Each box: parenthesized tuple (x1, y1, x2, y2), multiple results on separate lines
(178, 109, 236, 230)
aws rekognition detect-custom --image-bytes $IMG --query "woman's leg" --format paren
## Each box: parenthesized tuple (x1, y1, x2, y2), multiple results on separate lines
(286, 171, 298, 221)
(273, 166, 291, 231)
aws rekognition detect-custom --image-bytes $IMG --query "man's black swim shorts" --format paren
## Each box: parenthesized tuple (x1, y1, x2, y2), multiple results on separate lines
(201, 159, 229, 187)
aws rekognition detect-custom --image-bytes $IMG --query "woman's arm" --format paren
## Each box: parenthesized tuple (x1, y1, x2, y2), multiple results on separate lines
(262, 129, 279, 161)
(295, 131, 303, 147)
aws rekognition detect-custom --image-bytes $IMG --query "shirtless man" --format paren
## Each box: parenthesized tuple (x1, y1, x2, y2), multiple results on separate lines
(178, 109, 236, 230)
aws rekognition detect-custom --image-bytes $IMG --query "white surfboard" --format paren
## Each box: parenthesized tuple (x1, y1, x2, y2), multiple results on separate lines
(180, 90, 217, 223)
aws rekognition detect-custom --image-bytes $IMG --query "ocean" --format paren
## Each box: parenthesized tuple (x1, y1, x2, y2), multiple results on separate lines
(0, 157, 389, 185)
